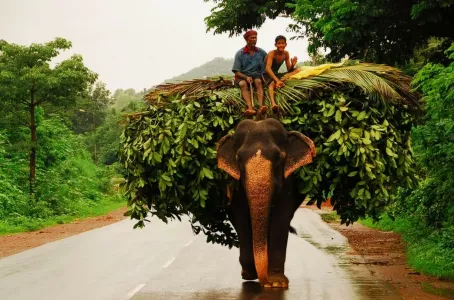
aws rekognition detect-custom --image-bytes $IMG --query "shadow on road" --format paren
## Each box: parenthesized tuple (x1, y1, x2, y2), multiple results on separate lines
(237, 282, 287, 300)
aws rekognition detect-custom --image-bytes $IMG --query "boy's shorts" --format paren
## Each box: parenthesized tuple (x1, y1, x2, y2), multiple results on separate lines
(262, 72, 286, 85)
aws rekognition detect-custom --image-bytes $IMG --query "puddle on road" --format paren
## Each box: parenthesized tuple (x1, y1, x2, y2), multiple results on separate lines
(295, 227, 402, 300)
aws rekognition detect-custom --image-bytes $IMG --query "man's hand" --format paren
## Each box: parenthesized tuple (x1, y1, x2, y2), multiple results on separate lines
(246, 77, 253, 84)
(291, 56, 298, 67)
(276, 80, 285, 88)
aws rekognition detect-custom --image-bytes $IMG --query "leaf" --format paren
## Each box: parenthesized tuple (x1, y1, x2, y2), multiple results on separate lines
(335, 109, 342, 122)
(143, 148, 151, 161)
(327, 129, 341, 142)
(386, 147, 395, 156)
(203, 167, 214, 179)
(154, 152, 162, 162)
(348, 171, 358, 177)
(162, 174, 171, 181)
(143, 138, 151, 150)
(357, 111, 367, 121)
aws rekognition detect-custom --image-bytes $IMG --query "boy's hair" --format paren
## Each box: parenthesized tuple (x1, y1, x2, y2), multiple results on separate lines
(275, 35, 287, 43)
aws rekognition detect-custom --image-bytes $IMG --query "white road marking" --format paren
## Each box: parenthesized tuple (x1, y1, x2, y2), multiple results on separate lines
(122, 283, 145, 300)
(184, 240, 194, 247)
(162, 257, 176, 268)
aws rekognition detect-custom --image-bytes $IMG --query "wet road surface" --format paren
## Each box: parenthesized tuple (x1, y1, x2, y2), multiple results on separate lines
(0, 208, 401, 300)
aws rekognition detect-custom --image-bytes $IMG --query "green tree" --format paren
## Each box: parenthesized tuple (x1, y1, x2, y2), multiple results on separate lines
(410, 43, 454, 227)
(0, 38, 97, 194)
(204, 0, 454, 66)
(111, 88, 146, 110)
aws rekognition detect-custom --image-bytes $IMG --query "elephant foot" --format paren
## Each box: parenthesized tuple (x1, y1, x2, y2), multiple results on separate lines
(241, 268, 258, 280)
(263, 274, 289, 288)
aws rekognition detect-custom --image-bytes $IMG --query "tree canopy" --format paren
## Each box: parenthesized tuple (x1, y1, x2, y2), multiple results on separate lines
(204, 0, 454, 66)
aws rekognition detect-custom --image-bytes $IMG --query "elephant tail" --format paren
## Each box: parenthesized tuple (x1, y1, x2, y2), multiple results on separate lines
(289, 226, 298, 235)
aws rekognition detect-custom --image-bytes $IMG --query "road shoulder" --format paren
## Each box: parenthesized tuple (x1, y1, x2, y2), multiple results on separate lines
(313, 206, 454, 300)
(0, 207, 127, 258)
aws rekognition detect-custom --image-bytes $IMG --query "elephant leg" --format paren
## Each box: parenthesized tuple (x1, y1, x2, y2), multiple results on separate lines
(267, 181, 300, 287)
(231, 187, 257, 280)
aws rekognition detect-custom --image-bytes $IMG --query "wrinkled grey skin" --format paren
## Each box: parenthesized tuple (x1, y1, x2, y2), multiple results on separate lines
(217, 118, 316, 288)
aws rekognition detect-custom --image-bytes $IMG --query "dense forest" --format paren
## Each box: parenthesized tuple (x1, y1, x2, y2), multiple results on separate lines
(1, 0, 454, 280)
(0, 38, 147, 233)
(0, 38, 230, 234)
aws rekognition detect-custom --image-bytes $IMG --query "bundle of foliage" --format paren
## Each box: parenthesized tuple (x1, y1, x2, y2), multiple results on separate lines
(120, 60, 421, 248)
(204, 0, 454, 66)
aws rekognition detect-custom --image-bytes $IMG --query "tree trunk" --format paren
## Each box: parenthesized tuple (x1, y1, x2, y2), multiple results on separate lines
(29, 91, 36, 195)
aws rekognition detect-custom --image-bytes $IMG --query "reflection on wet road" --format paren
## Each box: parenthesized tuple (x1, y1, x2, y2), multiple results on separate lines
(132, 209, 401, 300)
(0, 208, 402, 300)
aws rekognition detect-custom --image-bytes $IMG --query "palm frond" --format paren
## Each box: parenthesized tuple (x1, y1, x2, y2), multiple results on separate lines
(315, 63, 420, 107)
(142, 60, 421, 114)
(320, 68, 402, 103)
(213, 88, 244, 109)
(145, 78, 234, 105)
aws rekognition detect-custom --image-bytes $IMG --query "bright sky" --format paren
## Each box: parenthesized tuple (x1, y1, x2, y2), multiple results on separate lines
(0, 0, 309, 92)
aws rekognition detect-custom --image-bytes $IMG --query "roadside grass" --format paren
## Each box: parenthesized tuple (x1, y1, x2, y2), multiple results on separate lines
(320, 211, 340, 223)
(360, 215, 454, 280)
(0, 195, 126, 236)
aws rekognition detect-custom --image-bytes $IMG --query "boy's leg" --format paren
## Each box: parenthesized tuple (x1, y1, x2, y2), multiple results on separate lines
(269, 81, 278, 108)
(238, 80, 255, 115)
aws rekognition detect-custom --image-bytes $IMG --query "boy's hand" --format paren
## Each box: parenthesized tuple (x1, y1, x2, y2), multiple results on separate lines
(246, 77, 253, 84)
(291, 56, 298, 66)
(276, 80, 285, 88)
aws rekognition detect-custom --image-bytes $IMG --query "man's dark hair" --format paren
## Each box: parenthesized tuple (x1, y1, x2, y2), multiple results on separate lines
(275, 35, 286, 43)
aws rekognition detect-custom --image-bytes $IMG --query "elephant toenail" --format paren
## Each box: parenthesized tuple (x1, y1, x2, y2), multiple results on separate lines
(272, 282, 281, 287)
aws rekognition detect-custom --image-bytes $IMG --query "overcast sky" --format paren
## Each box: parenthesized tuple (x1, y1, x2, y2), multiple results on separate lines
(0, 0, 309, 92)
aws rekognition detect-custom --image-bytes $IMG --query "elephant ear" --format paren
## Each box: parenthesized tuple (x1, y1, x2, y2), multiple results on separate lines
(284, 131, 316, 178)
(217, 134, 240, 180)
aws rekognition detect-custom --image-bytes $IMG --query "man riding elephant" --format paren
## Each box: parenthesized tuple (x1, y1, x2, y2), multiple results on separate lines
(232, 30, 268, 117)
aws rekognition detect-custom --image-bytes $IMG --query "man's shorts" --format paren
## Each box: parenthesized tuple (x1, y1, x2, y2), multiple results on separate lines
(234, 76, 265, 87)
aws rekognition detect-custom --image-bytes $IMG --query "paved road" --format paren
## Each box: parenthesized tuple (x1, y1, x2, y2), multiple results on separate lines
(0, 209, 401, 300)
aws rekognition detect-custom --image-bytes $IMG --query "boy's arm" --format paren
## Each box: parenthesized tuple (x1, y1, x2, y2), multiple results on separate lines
(285, 51, 298, 72)
(265, 51, 281, 83)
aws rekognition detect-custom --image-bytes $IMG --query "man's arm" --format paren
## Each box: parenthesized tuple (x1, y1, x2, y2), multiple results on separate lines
(234, 71, 252, 82)
(232, 51, 252, 82)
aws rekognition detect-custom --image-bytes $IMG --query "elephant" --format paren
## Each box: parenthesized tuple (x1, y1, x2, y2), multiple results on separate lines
(216, 118, 316, 288)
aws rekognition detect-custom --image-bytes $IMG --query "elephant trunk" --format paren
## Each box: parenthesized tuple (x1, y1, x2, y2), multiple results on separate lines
(245, 150, 272, 285)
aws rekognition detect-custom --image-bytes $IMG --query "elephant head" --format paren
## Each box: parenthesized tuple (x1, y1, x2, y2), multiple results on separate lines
(216, 118, 316, 285)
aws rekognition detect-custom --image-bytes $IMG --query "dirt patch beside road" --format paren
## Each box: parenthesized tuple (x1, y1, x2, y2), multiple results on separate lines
(0, 207, 128, 258)
(313, 205, 454, 300)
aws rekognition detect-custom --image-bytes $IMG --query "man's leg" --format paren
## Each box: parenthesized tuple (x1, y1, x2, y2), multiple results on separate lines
(238, 80, 255, 114)
(254, 78, 266, 115)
